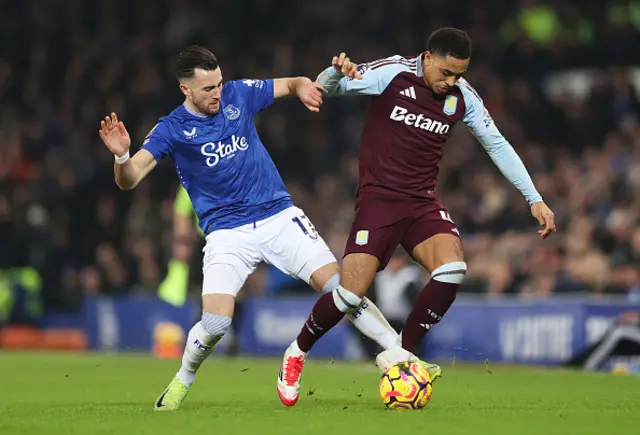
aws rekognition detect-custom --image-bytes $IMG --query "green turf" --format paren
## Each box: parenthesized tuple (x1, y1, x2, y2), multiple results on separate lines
(0, 352, 638, 435)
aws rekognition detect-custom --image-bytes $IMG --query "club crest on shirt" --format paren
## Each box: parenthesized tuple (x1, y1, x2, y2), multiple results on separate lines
(443, 95, 458, 115)
(355, 230, 369, 246)
(223, 105, 241, 121)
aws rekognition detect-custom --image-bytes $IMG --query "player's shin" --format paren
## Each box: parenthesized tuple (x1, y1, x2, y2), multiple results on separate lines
(177, 312, 232, 386)
(296, 285, 363, 352)
(156, 312, 231, 410)
(400, 261, 467, 352)
(347, 301, 399, 350)
(321, 274, 398, 350)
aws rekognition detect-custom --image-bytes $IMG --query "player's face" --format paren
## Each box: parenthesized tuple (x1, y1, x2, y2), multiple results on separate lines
(181, 68, 224, 115)
(422, 52, 469, 95)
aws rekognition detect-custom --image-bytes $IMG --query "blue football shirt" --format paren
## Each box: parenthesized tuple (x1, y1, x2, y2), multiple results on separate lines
(141, 79, 292, 235)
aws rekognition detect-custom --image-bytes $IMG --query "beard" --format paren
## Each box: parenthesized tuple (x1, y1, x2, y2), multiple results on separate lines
(193, 99, 220, 115)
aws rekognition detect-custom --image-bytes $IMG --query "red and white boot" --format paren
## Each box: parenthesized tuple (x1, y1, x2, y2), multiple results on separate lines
(277, 340, 307, 406)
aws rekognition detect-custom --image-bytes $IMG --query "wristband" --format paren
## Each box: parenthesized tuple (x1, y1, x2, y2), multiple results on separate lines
(114, 151, 130, 165)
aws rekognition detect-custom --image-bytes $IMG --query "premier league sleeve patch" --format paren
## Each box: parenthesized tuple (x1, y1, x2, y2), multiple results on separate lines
(347, 63, 370, 81)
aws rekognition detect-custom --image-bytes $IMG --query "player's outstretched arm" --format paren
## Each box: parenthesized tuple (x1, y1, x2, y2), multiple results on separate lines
(316, 53, 364, 96)
(99, 112, 157, 190)
(316, 53, 409, 97)
(273, 77, 327, 112)
(112, 149, 157, 191)
(480, 136, 555, 238)
(458, 81, 556, 239)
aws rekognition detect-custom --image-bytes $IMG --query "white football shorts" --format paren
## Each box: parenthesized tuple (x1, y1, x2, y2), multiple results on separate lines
(201, 206, 336, 297)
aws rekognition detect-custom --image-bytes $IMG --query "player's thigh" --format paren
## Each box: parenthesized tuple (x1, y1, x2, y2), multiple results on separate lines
(201, 227, 260, 309)
(259, 206, 338, 289)
(401, 207, 464, 273)
(340, 253, 379, 297)
(344, 198, 410, 270)
(411, 234, 464, 273)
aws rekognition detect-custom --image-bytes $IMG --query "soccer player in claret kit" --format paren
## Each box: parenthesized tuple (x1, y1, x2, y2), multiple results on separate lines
(276, 28, 557, 406)
(98, 46, 404, 411)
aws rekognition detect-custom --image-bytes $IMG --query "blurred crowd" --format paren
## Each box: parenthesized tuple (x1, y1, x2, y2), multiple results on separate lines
(1, 0, 640, 313)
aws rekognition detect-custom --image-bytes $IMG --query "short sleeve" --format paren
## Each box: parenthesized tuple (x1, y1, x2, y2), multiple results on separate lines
(234, 79, 274, 115)
(141, 121, 172, 162)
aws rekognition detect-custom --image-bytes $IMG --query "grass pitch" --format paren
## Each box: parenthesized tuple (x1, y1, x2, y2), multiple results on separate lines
(0, 352, 638, 435)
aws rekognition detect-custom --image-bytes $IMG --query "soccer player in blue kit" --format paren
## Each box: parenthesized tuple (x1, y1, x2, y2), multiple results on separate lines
(98, 46, 402, 410)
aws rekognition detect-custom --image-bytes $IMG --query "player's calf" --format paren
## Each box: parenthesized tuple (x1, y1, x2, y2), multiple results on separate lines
(297, 285, 363, 352)
(321, 273, 399, 350)
(400, 261, 467, 352)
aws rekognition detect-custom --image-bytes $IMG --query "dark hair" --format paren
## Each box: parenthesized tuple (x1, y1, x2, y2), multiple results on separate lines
(174, 46, 219, 80)
(426, 27, 472, 60)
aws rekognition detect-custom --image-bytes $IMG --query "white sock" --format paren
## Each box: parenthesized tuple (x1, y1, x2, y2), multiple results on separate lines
(289, 338, 305, 356)
(348, 298, 399, 350)
(176, 321, 222, 387)
(321, 275, 398, 350)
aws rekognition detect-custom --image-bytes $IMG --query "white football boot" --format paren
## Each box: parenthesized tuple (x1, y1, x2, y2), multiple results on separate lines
(277, 339, 307, 406)
(376, 345, 443, 382)
(375, 345, 418, 373)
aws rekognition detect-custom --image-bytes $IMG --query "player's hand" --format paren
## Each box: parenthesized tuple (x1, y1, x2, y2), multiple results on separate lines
(332, 52, 363, 80)
(297, 81, 327, 113)
(99, 112, 131, 157)
(531, 201, 556, 239)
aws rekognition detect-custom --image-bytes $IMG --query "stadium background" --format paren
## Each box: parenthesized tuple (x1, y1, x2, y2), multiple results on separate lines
(1, 0, 640, 369)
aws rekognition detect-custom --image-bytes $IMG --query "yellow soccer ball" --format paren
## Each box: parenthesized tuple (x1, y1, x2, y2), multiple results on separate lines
(379, 362, 433, 409)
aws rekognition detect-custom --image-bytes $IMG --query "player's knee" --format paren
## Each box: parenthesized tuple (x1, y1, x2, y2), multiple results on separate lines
(431, 261, 467, 284)
(325, 275, 372, 319)
(321, 273, 340, 294)
(201, 311, 233, 338)
(332, 285, 364, 314)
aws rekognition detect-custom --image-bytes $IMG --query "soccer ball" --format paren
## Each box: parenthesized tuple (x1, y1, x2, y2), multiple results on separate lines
(379, 362, 433, 409)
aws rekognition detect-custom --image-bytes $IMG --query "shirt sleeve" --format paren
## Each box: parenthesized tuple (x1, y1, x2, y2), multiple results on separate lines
(459, 79, 543, 206)
(141, 121, 172, 162)
(316, 56, 412, 97)
(234, 79, 275, 115)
